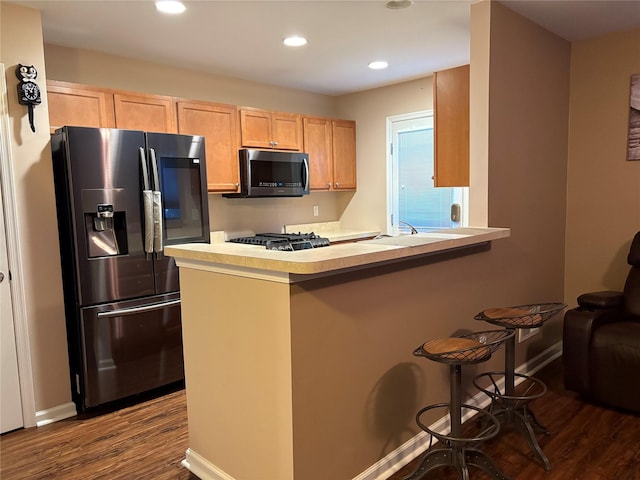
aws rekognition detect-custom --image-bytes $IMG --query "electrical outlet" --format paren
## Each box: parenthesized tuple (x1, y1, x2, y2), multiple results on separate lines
(518, 327, 540, 343)
(313, 205, 319, 217)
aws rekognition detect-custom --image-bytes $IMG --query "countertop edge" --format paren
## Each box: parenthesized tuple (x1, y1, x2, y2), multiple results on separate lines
(166, 227, 510, 279)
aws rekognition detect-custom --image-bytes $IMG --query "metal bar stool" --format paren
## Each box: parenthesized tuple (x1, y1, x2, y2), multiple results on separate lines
(404, 329, 514, 480)
(473, 303, 565, 471)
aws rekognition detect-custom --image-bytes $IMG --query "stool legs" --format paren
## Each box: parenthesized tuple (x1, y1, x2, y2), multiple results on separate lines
(489, 330, 551, 471)
(404, 365, 510, 480)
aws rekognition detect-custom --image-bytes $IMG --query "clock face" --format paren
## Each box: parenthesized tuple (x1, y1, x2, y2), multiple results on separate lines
(22, 82, 40, 101)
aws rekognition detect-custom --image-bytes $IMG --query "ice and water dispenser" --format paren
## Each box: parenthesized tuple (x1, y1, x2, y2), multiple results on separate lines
(82, 189, 128, 258)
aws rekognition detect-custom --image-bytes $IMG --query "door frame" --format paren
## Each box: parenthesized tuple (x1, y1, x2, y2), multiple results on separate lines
(1, 63, 37, 427)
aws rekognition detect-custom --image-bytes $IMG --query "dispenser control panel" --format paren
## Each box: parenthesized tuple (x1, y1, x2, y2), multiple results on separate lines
(97, 204, 114, 218)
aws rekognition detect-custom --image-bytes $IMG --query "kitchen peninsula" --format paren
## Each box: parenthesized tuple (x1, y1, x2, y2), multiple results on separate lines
(165, 227, 509, 480)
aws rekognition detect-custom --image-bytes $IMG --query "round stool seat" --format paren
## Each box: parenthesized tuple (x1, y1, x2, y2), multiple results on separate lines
(405, 329, 514, 480)
(475, 303, 566, 329)
(415, 329, 514, 365)
(473, 302, 566, 472)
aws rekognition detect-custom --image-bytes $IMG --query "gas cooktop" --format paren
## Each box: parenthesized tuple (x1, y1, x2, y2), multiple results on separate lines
(227, 232, 330, 251)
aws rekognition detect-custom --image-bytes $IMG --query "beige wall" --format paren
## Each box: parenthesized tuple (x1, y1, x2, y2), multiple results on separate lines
(291, 3, 571, 478)
(1, 3, 70, 412)
(336, 77, 434, 231)
(565, 28, 640, 305)
(469, 0, 491, 226)
(44, 44, 339, 116)
(485, 1, 570, 304)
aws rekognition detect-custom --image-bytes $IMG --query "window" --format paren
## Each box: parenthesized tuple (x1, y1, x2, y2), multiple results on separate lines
(387, 111, 467, 234)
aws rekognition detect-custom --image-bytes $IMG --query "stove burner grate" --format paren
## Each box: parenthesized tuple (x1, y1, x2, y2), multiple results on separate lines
(228, 232, 330, 251)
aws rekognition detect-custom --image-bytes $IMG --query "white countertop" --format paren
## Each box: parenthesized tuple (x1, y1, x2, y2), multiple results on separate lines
(165, 227, 510, 278)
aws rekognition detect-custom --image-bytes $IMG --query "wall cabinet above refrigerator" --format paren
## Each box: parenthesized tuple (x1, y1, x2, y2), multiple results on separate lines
(47, 81, 116, 132)
(47, 80, 177, 134)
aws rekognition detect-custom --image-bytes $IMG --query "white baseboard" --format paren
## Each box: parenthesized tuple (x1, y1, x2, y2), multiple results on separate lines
(35, 402, 77, 427)
(182, 448, 237, 480)
(352, 340, 563, 480)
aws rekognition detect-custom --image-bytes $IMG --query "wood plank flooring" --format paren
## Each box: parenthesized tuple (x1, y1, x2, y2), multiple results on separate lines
(1, 358, 639, 480)
(388, 358, 640, 480)
(0, 386, 197, 480)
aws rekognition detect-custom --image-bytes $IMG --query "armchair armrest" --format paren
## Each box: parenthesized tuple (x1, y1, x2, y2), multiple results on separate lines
(577, 291, 623, 310)
(562, 306, 619, 394)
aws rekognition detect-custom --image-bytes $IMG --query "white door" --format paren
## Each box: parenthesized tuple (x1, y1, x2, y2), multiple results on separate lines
(387, 110, 467, 235)
(0, 63, 23, 434)
(0, 179, 23, 433)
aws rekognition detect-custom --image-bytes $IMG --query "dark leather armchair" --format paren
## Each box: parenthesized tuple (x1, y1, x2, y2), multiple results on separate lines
(563, 231, 640, 413)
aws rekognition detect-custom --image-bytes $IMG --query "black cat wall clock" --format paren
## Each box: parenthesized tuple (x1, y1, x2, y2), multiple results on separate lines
(15, 63, 42, 133)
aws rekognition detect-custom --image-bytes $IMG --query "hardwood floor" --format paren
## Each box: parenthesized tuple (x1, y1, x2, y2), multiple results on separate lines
(388, 358, 640, 480)
(0, 386, 197, 480)
(1, 358, 639, 480)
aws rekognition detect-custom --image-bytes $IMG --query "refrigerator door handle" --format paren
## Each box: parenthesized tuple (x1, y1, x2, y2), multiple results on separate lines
(96, 299, 181, 318)
(139, 147, 154, 256)
(149, 148, 164, 255)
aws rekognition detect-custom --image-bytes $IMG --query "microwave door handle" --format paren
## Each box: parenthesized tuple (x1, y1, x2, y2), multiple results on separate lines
(139, 147, 154, 257)
(303, 157, 309, 191)
(149, 148, 164, 255)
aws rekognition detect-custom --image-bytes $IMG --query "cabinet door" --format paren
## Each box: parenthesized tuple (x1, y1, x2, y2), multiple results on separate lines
(332, 120, 357, 190)
(239, 108, 273, 149)
(177, 101, 240, 193)
(434, 64, 469, 187)
(47, 80, 115, 133)
(303, 117, 333, 190)
(271, 112, 302, 151)
(114, 93, 177, 133)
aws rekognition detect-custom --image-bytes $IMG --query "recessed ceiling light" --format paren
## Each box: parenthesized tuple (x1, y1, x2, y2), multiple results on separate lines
(385, 0, 413, 9)
(155, 1, 186, 14)
(283, 36, 308, 47)
(368, 61, 389, 70)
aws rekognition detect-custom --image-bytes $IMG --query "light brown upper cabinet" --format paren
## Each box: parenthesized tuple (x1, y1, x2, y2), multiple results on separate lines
(46, 80, 115, 134)
(331, 120, 357, 190)
(240, 107, 302, 151)
(303, 116, 356, 191)
(177, 100, 240, 193)
(433, 64, 469, 187)
(113, 92, 177, 133)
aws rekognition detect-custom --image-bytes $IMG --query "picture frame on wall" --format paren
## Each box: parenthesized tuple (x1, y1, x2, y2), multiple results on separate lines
(628, 73, 640, 161)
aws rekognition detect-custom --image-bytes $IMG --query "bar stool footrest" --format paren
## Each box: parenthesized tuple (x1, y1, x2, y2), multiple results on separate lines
(416, 402, 500, 446)
(473, 371, 547, 405)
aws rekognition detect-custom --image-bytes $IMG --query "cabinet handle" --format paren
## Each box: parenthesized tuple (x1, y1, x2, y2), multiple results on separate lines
(273, 141, 279, 146)
(335, 182, 340, 188)
(328, 182, 332, 187)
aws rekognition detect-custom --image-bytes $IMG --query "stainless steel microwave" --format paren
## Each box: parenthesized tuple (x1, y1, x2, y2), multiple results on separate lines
(223, 149, 310, 198)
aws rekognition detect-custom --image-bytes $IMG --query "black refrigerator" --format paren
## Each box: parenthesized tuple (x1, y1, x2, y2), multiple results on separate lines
(51, 126, 210, 411)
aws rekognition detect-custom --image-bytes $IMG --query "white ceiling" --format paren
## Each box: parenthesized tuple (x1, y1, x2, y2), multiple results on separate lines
(9, 0, 640, 96)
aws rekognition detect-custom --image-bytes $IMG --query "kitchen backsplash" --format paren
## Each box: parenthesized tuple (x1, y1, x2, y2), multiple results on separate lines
(207, 191, 352, 234)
